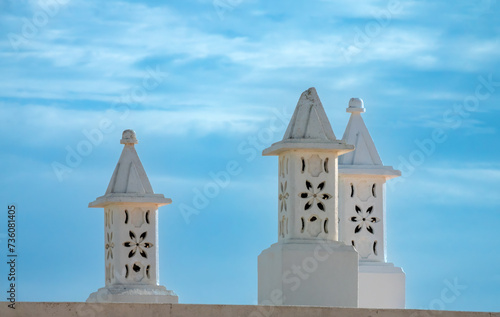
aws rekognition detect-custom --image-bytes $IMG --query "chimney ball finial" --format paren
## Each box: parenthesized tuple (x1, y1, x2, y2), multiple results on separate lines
(347, 98, 366, 113)
(120, 129, 138, 145)
(349, 98, 364, 108)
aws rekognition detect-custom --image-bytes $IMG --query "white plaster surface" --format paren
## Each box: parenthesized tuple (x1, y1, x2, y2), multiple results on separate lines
(358, 262, 405, 309)
(1, 303, 496, 317)
(258, 241, 358, 307)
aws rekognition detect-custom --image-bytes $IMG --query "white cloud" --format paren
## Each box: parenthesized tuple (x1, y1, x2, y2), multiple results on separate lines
(0, 0, 498, 108)
(408, 165, 500, 206)
(0, 102, 276, 147)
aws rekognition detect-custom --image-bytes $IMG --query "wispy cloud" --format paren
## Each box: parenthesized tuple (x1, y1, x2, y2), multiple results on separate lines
(2, 0, 497, 106)
(407, 164, 500, 206)
(0, 102, 274, 146)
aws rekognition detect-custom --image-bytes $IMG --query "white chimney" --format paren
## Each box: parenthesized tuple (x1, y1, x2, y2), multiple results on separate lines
(87, 130, 178, 304)
(338, 99, 405, 308)
(258, 88, 359, 307)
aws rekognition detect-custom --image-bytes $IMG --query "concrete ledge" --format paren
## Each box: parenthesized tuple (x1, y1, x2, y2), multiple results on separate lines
(1, 302, 498, 317)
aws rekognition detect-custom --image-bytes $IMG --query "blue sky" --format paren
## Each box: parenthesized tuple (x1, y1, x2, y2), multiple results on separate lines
(0, 0, 499, 312)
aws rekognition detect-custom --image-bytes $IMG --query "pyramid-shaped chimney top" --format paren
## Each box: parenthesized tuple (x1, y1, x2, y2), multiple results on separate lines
(339, 98, 400, 177)
(282, 87, 337, 141)
(263, 88, 353, 156)
(89, 129, 172, 207)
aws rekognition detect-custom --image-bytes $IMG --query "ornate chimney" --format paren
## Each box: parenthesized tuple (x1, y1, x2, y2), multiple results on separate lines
(258, 88, 359, 307)
(338, 98, 405, 308)
(87, 130, 178, 304)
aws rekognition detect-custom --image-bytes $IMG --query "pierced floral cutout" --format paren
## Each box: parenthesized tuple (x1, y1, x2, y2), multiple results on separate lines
(299, 180, 332, 211)
(125, 262, 145, 282)
(280, 215, 286, 238)
(106, 263, 114, 284)
(105, 209, 113, 229)
(279, 156, 285, 178)
(146, 265, 151, 279)
(123, 230, 153, 258)
(105, 232, 114, 260)
(279, 181, 289, 212)
(351, 205, 379, 234)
